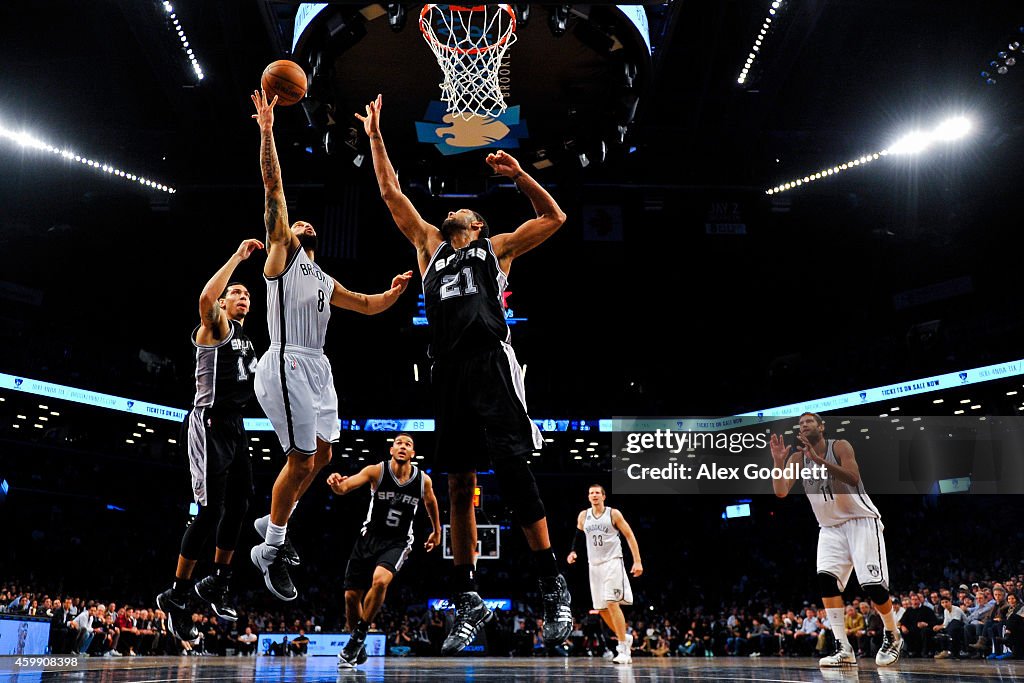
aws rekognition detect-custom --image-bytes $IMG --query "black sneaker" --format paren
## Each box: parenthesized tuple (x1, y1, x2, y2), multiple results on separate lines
(253, 517, 301, 566)
(156, 588, 198, 641)
(338, 630, 366, 668)
(356, 644, 368, 664)
(441, 592, 493, 655)
(540, 574, 573, 646)
(194, 575, 238, 621)
(250, 542, 298, 601)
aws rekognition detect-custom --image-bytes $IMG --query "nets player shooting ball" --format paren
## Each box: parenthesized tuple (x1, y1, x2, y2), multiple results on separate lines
(248, 89, 412, 602)
(326, 434, 441, 669)
(770, 412, 903, 668)
(567, 484, 643, 665)
(356, 94, 572, 654)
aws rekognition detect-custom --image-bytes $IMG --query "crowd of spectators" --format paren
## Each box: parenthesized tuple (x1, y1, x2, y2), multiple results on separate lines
(5, 569, 1023, 662)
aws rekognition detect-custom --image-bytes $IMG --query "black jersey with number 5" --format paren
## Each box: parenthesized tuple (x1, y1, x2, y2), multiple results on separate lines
(362, 461, 423, 541)
(191, 319, 257, 410)
(423, 238, 510, 357)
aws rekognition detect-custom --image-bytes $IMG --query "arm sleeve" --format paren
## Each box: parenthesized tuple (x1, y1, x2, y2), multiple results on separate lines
(571, 528, 586, 554)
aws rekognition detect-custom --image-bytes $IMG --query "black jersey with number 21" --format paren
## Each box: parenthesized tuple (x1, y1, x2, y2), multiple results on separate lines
(423, 238, 510, 357)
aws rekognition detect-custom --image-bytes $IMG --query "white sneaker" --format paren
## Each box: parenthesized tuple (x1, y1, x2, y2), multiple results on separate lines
(613, 635, 633, 664)
(819, 645, 857, 668)
(875, 630, 903, 667)
(601, 649, 615, 659)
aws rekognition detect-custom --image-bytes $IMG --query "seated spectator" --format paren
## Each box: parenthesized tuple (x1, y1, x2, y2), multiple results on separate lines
(815, 608, 833, 656)
(649, 632, 671, 657)
(933, 596, 966, 659)
(745, 618, 771, 656)
(677, 629, 700, 657)
(237, 627, 258, 656)
(288, 629, 309, 656)
(793, 608, 820, 656)
(900, 593, 938, 657)
(69, 605, 97, 655)
(965, 587, 996, 654)
(845, 605, 865, 654)
(856, 602, 882, 656)
(1004, 593, 1024, 660)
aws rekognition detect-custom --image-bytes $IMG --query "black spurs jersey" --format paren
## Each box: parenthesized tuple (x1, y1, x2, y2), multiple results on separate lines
(191, 319, 257, 410)
(423, 238, 510, 357)
(361, 460, 423, 541)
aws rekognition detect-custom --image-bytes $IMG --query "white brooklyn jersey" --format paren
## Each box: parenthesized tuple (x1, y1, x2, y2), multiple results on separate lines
(265, 247, 334, 349)
(584, 507, 623, 564)
(803, 439, 881, 528)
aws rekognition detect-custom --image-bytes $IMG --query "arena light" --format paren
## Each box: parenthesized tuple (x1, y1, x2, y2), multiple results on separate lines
(0, 121, 176, 194)
(737, 0, 788, 86)
(980, 26, 1023, 85)
(766, 116, 973, 195)
(765, 153, 884, 195)
(161, 2, 204, 81)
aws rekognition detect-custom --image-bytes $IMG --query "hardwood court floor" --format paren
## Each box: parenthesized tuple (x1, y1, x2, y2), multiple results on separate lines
(1, 655, 1019, 682)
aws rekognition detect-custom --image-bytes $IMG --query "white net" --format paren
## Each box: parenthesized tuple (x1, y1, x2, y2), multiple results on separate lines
(419, 4, 517, 120)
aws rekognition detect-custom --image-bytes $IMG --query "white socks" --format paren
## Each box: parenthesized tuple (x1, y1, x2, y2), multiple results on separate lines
(826, 607, 851, 650)
(266, 521, 287, 547)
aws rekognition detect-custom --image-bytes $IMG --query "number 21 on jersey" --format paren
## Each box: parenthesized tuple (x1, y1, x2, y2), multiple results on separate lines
(440, 267, 479, 300)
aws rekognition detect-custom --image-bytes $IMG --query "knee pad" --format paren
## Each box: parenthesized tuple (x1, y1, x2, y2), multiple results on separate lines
(863, 584, 890, 605)
(817, 572, 842, 598)
(492, 455, 545, 526)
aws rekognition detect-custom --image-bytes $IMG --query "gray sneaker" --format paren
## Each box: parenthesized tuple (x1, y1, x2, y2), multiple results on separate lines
(250, 542, 297, 601)
(253, 516, 301, 566)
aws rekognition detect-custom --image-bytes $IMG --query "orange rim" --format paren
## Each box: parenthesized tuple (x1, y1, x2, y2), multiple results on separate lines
(419, 4, 516, 56)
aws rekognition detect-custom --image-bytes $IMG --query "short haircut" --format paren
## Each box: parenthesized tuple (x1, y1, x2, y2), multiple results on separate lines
(220, 281, 249, 299)
(800, 411, 824, 425)
(589, 483, 606, 496)
(393, 433, 415, 446)
(469, 210, 490, 238)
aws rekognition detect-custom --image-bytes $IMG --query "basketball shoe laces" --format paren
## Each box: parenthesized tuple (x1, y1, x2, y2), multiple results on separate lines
(879, 630, 899, 657)
(452, 594, 487, 640)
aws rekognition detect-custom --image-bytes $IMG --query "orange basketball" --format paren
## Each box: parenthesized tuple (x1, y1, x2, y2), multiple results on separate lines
(261, 60, 307, 106)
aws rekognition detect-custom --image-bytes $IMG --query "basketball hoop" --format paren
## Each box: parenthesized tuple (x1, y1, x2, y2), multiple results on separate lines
(419, 4, 517, 120)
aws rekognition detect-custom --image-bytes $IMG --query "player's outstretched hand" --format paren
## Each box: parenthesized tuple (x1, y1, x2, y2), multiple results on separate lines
(631, 561, 644, 577)
(566, 551, 577, 565)
(251, 89, 278, 128)
(796, 435, 826, 466)
(235, 239, 265, 261)
(355, 94, 382, 138)
(769, 433, 792, 466)
(485, 150, 523, 178)
(389, 270, 413, 296)
(326, 472, 349, 495)
(424, 530, 441, 552)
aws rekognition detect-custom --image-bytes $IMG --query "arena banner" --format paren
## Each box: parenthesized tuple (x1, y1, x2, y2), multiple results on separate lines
(256, 632, 386, 657)
(0, 614, 50, 656)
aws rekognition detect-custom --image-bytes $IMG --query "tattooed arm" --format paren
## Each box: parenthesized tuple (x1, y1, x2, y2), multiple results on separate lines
(251, 89, 298, 277)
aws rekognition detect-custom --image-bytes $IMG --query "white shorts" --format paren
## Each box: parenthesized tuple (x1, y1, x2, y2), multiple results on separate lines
(817, 517, 889, 591)
(255, 344, 340, 455)
(589, 559, 633, 610)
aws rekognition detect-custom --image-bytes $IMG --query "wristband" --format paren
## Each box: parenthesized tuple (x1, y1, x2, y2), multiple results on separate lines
(571, 528, 586, 554)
